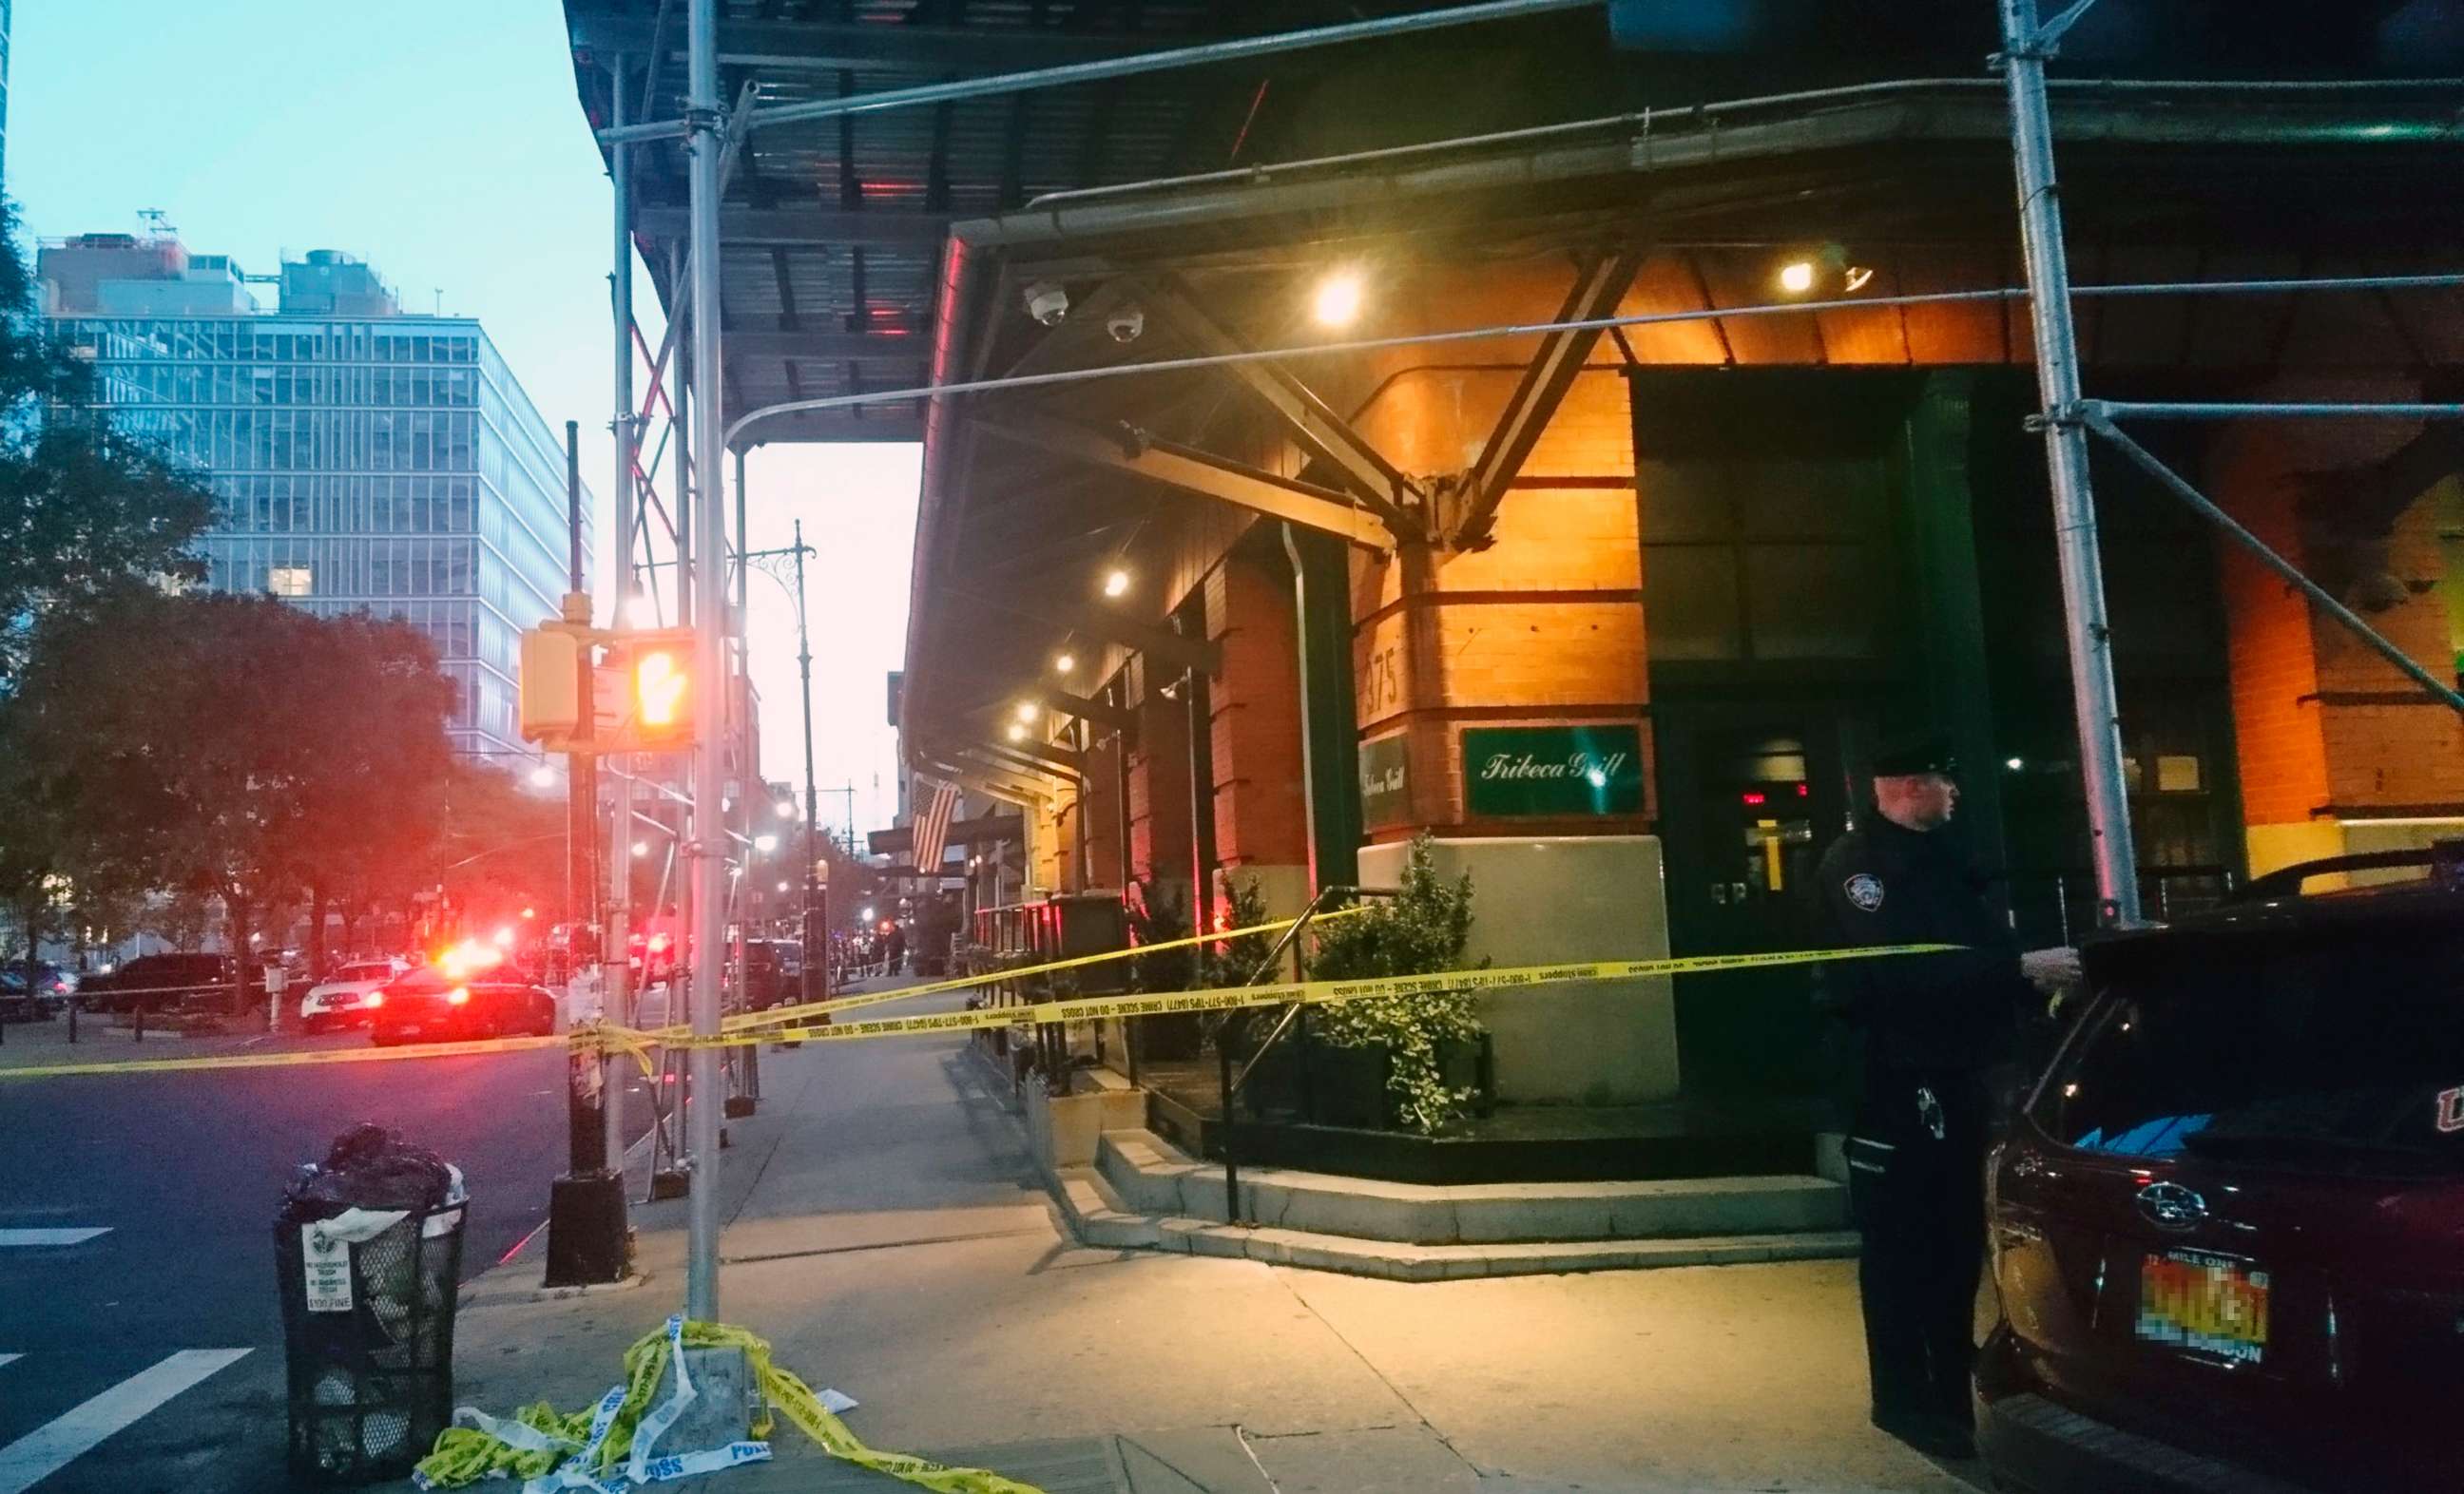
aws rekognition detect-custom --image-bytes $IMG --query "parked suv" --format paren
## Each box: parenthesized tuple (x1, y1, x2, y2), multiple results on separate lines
(81, 952, 234, 1013)
(1978, 857, 2464, 1493)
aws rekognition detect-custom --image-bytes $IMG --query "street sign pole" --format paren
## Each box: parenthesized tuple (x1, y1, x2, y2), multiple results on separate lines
(1997, 0, 2141, 928)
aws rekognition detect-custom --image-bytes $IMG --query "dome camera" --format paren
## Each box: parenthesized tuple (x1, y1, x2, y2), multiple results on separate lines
(1106, 304, 1145, 344)
(1024, 281, 1069, 327)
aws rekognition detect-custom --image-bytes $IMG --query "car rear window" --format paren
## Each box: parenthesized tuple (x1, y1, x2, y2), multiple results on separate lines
(2031, 922, 2464, 1177)
(340, 964, 393, 981)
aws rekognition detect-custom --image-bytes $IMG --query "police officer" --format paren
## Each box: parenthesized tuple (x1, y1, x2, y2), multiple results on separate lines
(1813, 734, 2078, 1461)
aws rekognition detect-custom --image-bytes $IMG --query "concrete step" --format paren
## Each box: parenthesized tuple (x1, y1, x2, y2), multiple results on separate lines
(1052, 1162, 1858, 1281)
(1095, 1128, 1849, 1246)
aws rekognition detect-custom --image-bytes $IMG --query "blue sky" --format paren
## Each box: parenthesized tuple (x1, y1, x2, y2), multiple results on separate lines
(10, 0, 919, 836)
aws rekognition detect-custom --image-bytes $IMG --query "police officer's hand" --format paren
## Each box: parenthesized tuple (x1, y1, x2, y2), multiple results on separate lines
(2020, 946, 2083, 994)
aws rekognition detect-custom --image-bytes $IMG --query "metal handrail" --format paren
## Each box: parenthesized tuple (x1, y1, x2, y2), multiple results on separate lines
(1215, 884, 1398, 1223)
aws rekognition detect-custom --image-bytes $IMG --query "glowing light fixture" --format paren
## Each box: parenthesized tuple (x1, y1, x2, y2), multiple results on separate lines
(2005, 757, 2026, 772)
(1312, 268, 1364, 327)
(777, 881, 791, 893)
(1006, 721, 1029, 742)
(754, 833, 779, 853)
(529, 763, 556, 788)
(775, 799, 797, 819)
(1778, 259, 1817, 295)
(1014, 700, 1039, 723)
(1101, 568, 1130, 599)
(632, 840, 650, 858)
(1053, 652, 1076, 674)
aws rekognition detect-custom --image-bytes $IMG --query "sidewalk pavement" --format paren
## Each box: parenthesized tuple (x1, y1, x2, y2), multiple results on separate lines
(447, 979, 1988, 1494)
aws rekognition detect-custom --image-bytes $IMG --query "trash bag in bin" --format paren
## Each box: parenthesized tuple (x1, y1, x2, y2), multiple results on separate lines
(277, 1123, 470, 1484)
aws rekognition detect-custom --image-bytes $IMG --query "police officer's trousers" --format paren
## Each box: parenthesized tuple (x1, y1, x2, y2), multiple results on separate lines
(1844, 1072, 1989, 1427)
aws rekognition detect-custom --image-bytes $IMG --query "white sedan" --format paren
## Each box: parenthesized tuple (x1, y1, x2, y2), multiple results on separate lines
(299, 959, 407, 1033)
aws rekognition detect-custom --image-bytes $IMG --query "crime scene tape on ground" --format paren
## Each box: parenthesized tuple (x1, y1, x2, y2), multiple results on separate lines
(626, 944, 1960, 1053)
(414, 1316, 1046, 1494)
(0, 1032, 567, 1082)
(704, 903, 1376, 1037)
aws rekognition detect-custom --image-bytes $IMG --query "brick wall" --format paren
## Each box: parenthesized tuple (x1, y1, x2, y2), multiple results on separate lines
(1205, 554, 1309, 871)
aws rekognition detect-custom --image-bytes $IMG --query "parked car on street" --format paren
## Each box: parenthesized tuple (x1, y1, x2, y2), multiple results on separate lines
(0, 960, 75, 1020)
(1977, 853, 2464, 1494)
(740, 938, 802, 1009)
(368, 966, 557, 1045)
(78, 952, 247, 1014)
(298, 958, 406, 1033)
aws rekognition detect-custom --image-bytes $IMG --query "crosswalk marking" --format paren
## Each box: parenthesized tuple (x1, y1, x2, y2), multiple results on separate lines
(0, 1350, 251, 1494)
(0, 1229, 109, 1248)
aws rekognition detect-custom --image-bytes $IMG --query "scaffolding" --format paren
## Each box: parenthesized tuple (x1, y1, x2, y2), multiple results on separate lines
(599, 0, 2464, 1319)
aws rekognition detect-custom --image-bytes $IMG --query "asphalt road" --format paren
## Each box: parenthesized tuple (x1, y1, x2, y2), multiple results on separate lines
(0, 1028, 655, 1493)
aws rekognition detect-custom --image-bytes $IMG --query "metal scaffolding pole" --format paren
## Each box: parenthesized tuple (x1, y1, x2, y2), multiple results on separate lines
(684, 0, 727, 1322)
(599, 0, 1606, 145)
(604, 54, 637, 1183)
(1998, 0, 2140, 928)
(2080, 411, 2464, 718)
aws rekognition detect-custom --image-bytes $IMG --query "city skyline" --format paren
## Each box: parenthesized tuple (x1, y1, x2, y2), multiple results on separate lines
(7, 2, 917, 836)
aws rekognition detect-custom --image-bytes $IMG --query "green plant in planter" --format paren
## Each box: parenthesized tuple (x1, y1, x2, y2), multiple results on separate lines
(1304, 834, 1487, 1135)
(1200, 874, 1275, 990)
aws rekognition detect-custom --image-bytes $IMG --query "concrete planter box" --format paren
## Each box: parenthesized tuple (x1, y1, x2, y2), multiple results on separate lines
(1023, 1074, 1146, 1180)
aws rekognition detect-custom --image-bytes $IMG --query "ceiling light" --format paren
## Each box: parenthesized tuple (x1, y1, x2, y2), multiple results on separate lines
(1312, 269, 1364, 328)
(1777, 259, 1817, 296)
(1101, 568, 1130, 599)
(1053, 652, 1076, 674)
(1014, 700, 1040, 723)
(1006, 722, 1029, 742)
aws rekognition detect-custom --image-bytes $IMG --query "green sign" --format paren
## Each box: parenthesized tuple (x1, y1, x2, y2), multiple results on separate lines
(1462, 725, 1645, 816)
(1358, 733, 1410, 827)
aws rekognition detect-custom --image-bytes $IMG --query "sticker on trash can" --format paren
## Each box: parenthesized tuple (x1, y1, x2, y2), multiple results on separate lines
(302, 1225, 355, 1312)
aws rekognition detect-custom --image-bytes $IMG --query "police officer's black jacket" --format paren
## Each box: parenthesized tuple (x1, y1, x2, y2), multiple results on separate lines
(1812, 812, 2031, 1077)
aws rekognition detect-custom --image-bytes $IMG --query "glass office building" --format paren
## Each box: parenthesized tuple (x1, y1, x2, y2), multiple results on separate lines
(46, 241, 588, 763)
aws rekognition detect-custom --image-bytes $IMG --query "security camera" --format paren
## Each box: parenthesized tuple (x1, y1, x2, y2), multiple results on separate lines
(1106, 304, 1145, 344)
(1024, 281, 1069, 327)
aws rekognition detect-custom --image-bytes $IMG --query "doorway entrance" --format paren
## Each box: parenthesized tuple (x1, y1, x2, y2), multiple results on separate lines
(1654, 704, 1863, 1101)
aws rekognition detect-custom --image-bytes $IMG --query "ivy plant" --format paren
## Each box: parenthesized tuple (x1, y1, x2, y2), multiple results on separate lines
(1304, 834, 1487, 1135)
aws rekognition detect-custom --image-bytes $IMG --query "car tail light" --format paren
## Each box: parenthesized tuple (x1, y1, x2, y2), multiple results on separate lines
(447, 986, 471, 1006)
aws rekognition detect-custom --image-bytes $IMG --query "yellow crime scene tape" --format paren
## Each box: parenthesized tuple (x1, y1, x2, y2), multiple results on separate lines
(415, 1315, 1042, 1494)
(606, 943, 1960, 1055)
(696, 903, 1376, 1038)
(0, 943, 1957, 1080)
(0, 1032, 567, 1081)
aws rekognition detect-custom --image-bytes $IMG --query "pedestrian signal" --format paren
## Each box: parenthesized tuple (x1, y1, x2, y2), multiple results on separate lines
(604, 629, 697, 751)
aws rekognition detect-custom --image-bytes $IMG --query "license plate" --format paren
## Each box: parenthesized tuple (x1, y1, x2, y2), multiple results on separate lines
(2137, 1249, 2269, 1365)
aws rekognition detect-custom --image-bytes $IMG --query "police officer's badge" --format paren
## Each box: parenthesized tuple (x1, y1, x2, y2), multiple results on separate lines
(1843, 872, 1885, 912)
(1915, 1085, 1946, 1140)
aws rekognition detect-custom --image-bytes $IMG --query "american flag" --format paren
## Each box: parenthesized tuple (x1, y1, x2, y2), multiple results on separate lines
(911, 776, 960, 874)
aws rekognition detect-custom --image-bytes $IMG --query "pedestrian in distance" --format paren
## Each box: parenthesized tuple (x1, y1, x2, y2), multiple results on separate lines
(1813, 733, 2080, 1463)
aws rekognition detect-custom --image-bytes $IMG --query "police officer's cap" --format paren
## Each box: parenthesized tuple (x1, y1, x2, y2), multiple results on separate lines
(1870, 733, 1956, 778)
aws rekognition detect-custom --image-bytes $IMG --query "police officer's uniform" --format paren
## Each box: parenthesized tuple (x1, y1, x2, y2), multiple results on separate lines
(1812, 737, 2031, 1458)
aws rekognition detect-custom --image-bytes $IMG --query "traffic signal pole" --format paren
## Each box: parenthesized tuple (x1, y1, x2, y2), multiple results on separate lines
(604, 53, 638, 1193)
(794, 521, 824, 1006)
(684, 0, 728, 1324)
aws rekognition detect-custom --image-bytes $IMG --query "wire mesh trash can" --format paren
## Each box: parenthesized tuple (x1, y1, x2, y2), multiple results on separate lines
(276, 1124, 468, 1484)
